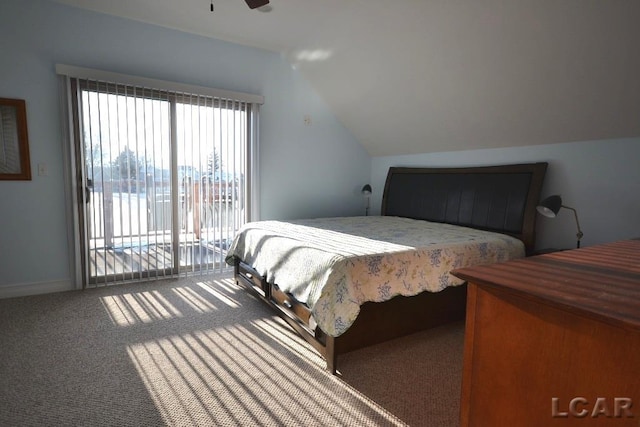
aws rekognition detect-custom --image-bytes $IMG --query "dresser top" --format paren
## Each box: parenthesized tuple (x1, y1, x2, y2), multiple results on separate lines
(452, 239, 640, 331)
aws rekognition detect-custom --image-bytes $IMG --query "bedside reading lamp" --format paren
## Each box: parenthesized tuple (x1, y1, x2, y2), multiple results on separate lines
(537, 195, 584, 248)
(361, 184, 372, 216)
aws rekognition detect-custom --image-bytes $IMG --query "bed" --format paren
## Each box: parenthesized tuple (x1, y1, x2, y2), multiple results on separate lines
(225, 162, 548, 373)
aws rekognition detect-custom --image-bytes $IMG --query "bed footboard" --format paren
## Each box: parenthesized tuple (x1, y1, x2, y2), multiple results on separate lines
(235, 260, 338, 368)
(234, 259, 466, 374)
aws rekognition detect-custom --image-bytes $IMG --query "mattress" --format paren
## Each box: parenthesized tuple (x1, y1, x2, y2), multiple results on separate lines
(226, 216, 525, 337)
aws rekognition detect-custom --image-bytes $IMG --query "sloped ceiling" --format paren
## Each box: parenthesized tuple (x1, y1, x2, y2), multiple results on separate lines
(53, 0, 640, 156)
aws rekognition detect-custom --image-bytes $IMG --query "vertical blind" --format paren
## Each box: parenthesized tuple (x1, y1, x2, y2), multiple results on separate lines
(57, 65, 262, 288)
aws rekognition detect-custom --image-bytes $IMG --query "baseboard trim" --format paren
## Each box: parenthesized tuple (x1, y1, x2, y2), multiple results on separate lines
(0, 279, 76, 299)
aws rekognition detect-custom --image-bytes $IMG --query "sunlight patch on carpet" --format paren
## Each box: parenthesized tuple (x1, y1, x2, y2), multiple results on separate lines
(172, 286, 218, 313)
(100, 290, 183, 326)
(195, 280, 241, 308)
(126, 323, 405, 426)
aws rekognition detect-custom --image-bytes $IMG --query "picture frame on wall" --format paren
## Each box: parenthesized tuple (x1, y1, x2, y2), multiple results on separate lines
(0, 97, 31, 180)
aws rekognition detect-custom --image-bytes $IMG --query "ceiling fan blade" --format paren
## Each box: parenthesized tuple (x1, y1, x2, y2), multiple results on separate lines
(245, 0, 270, 9)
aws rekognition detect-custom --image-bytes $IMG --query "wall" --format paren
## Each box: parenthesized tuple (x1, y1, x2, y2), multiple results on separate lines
(0, 0, 370, 297)
(2, 1, 636, 298)
(371, 138, 640, 250)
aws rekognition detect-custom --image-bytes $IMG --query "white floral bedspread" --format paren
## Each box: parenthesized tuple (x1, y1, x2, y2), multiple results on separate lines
(225, 216, 524, 337)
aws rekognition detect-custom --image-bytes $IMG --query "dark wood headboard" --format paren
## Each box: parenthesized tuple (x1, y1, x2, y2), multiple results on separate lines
(381, 162, 548, 254)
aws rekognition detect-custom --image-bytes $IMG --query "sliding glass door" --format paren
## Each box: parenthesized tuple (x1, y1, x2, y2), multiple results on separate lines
(70, 78, 252, 287)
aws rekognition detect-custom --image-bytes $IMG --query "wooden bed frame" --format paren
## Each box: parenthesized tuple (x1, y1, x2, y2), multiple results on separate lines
(232, 162, 548, 373)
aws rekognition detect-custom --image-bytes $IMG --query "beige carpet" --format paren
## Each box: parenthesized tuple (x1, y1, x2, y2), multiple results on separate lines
(0, 274, 463, 426)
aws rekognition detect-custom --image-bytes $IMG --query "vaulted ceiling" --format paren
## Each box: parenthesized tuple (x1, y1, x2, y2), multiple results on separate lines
(53, 0, 640, 156)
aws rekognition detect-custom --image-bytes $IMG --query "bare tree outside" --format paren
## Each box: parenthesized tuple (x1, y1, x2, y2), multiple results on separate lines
(113, 146, 141, 192)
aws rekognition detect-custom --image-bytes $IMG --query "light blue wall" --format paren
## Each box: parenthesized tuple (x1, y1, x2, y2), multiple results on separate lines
(0, 0, 370, 294)
(371, 138, 640, 250)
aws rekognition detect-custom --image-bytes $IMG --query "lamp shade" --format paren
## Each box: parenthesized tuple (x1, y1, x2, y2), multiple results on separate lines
(361, 184, 372, 195)
(245, 0, 270, 9)
(537, 195, 562, 218)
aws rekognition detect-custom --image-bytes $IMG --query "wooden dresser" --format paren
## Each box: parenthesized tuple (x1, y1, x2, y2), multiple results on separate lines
(452, 239, 640, 427)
